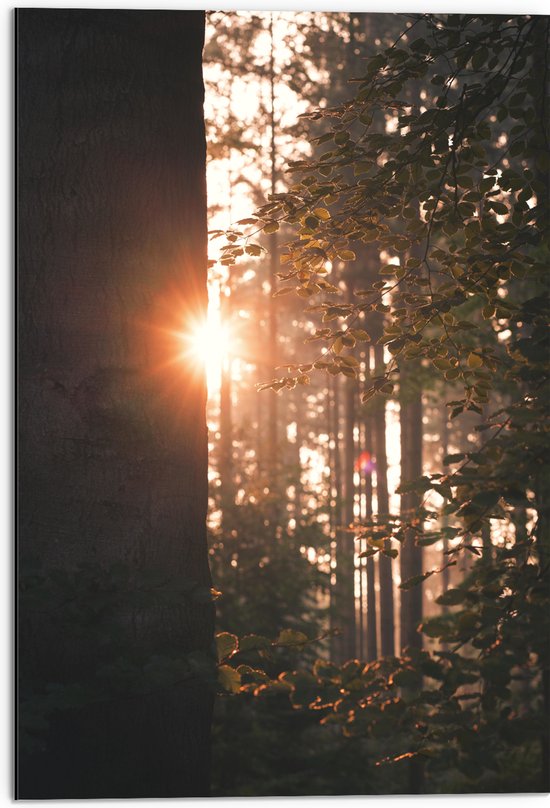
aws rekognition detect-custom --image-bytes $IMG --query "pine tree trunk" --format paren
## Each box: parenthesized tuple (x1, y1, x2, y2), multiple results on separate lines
(219, 292, 234, 527)
(340, 369, 357, 661)
(17, 9, 213, 797)
(373, 338, 395, 658)
(399, 363, 423, 652)
(362, 385, 378, 662)
(328, 374, 342, 658)
(267, 14, 279, 475)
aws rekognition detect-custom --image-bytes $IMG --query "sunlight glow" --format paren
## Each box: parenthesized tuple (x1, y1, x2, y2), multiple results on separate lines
(182, 302, 232, 394)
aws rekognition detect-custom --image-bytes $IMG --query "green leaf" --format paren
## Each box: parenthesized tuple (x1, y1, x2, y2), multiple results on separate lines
(467, 352, 483, 368)
(216, 632, 238, 662)
(337, 250, 356, 261)
(470, 490, 500, 509)
(399, 570, 434, 590)
(273, 286, 294, 297)
(238, 634, 272, 653)
(277, 629, 308, 647)
(443, 453, 465, 464)
(218, 665, 242, 693)
(349, 329, 371, 341)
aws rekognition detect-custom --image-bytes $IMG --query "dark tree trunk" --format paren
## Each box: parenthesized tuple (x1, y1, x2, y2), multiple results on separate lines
(219, 293, 235, 527)
(328, 373, 343, 659)
(332, 277, 357, 662)
(361, 386, 378, 662)
(340, 370, 357, 660)
(267, 15, 279, 475)
(440, 406, 451, 598)
(17, 9, 213, 798)
(372, 330, 395, 658)
(399, 363, 423, 652)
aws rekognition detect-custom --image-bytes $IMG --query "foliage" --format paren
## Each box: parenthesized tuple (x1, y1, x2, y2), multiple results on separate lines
(215, 13, 550, 791)
(209, 477, 330, 643)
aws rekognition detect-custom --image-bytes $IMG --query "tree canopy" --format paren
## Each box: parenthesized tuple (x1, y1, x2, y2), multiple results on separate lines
(213, 13, 550, 792)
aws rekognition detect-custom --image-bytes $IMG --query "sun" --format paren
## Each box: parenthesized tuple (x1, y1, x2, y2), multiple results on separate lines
(182, 306, 232, 394)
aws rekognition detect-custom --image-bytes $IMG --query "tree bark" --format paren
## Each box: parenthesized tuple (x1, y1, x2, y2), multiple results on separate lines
(219, 291, 235, 528)
(332, 277, 357, 662)
(17, 9, 213, 798)
(373, 334, 395, 658)
(328, 374, 342, 658)
(399, 364, 423, 652)
(267, 14, 279, 475)
(361, 383, 378, 662)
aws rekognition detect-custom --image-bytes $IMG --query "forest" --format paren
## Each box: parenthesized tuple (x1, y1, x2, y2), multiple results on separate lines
(17, 9, 549, 799)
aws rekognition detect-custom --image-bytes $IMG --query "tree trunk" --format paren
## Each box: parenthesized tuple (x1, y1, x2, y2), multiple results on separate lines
(219, 291, 235, 527)
(267, 14, 279, 475)
(399, 363, 423, 652)
(332, 276, 357, 662)
(373, 331, 395, 658)
(17, 9, 213, 798)
(329, 373, 344, 660)
(361, 377, 378, 662)
(340, 369, 357, 660)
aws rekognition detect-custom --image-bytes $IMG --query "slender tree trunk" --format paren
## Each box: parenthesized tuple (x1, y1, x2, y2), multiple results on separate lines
(399, 203, 424, 658)
(267, 14, 279, 474)
(334, 275, 359, 661)
(17, 9, 213, 798)
(292, 386, 304, 522)
(338, 367, 357, 661)
(440, 405, 451, 597)
(219, 291, 234, 527)
(373, 336, 395, 658)
(399, 363, 423, 652)
(329, 374, 344, 660)
(362, 368, 378, 661)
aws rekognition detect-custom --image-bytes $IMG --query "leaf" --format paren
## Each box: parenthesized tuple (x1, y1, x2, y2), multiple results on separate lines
(349, 329, 370, 341)
(339, 354, 359, 367)
(443, 453, 465, 464)
(216, 632, 238, 662)
(218, 664, 242, 694)
(277, 629, 308, 647)
(470, 490, 500, 509)
(399, 570, 434, 590)
(238, 634, 272, 653)
(361, 389, 375, 403)
(390, 667, 421, 688)
(273, 286, 294, 297)
(358, 548, 378, 558)
(263, 221, 280, 234)
(313, 207, 331, 220)
(472, 46, 488, 70)
(337, 250, 356, 261)
(489, 200, 508, 215)
(467, 352, 483, 368)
